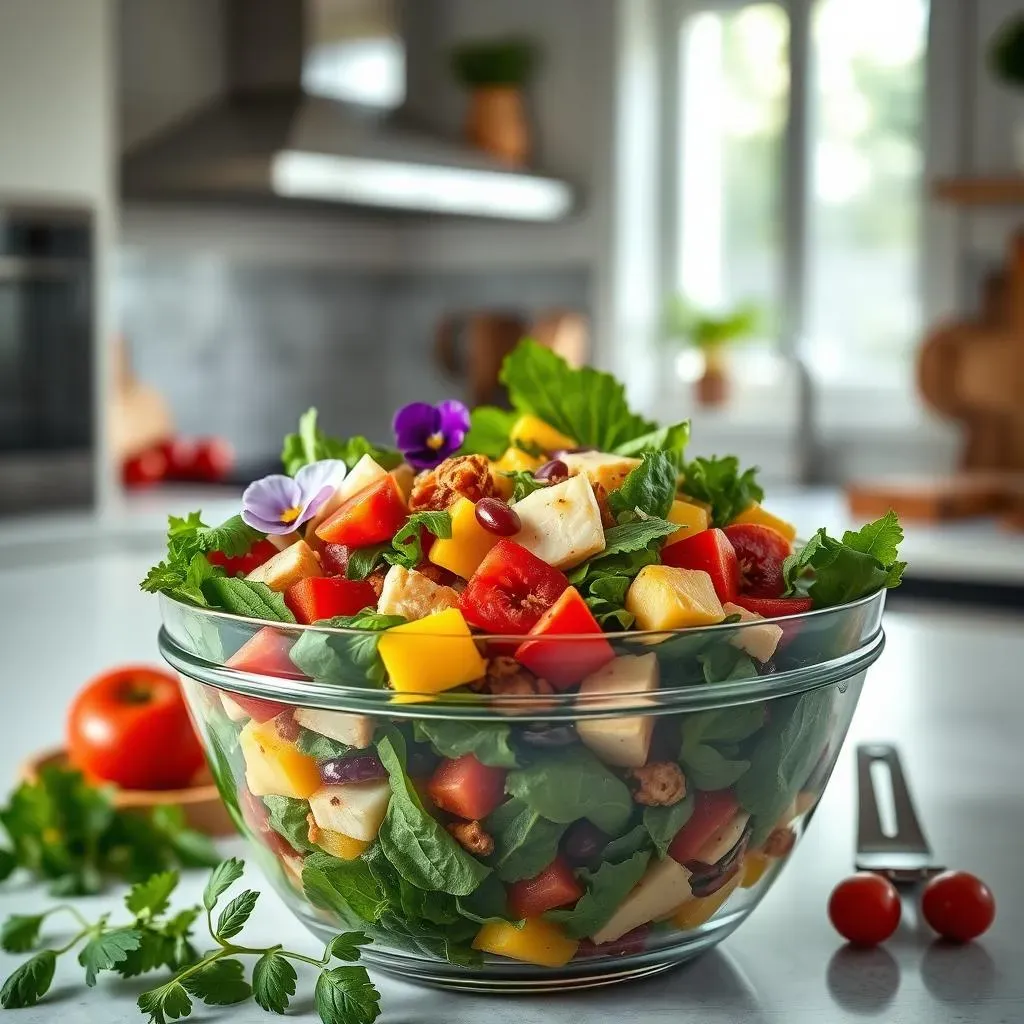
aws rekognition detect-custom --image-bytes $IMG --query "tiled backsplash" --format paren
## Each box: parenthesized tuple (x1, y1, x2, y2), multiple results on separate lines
(118, 250, 590, 463)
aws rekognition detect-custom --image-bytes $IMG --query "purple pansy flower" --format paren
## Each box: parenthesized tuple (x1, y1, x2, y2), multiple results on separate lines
(393, 399, 471, 470)
(241, 459, 347, 534)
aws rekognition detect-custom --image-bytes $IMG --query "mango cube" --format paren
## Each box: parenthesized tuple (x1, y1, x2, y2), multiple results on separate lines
(473, 917, 579, 968)
(490, 447, 542, 499)
(671, 870, 742, 930)
(510, 414, 577, 454)
(428, 497, 500, 579)
(561, 451, 641, 493)
(741, 852, 771, 889)
(314, 828, 371, 861)
(730, 502, 797, 542)
(240, 715, 321, 799)
(377, 608, 487, 695)
(625, 566, 725, 631)
(666, 499, 710, 546)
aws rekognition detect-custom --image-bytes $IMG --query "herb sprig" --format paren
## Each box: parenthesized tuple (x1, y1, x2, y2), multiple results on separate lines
(0, 858, 380, 1024)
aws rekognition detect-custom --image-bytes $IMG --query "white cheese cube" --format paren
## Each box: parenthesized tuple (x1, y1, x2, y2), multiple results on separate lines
(246, 539, 322, 592)
(722, 602, 783, 663)
(576, 654, 659, 767)
(376, 565, 460, 621)
(695, 811, 750, 865)
(512, 474, 605, 569)
(220, 693, 250, 722)
(292, 708, 374, 749)
(561, 451, 642, 493)
(590, 856, 693, 944)
(308, 780, 391, 842)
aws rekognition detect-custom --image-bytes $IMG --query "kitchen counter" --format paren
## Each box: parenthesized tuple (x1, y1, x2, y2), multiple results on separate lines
(0, 542, 1021, 1021)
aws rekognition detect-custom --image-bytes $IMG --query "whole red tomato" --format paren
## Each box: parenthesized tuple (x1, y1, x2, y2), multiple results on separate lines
(122, 447, 168, 489)
(67, 666, 206, 790)
(190, 438, 234, 482)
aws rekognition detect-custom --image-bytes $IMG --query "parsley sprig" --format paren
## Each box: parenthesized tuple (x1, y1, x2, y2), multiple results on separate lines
(1, 858, 380, 1024)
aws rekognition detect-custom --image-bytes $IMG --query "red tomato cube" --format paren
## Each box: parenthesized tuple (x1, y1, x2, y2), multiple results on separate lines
(315, 476, 408, 547)
(723, 524, 792, 598)
(507, 856, 584, 920)
(226, 627, 303, 681)
(669, 790, 740, 865)
(209, 538, 279, 578)
(284, 576, 378, 624)
(661, 528, 740, 603)
(731, 595, 813, 617)
(427, 754, 508, 821)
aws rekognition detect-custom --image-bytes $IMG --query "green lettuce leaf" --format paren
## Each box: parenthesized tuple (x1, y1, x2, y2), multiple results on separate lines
(608, 452, 677, 521)
(680, 455, 764, 527)
(281, 407, 401, 475)
(458, 406, 517, 459)
(614, 421, 690, 469)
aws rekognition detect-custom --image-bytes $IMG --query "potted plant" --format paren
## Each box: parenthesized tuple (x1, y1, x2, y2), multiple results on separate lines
(451, 38, 537, 166)
(664, 296, 761, 407)
(989, 15, 1024, 169)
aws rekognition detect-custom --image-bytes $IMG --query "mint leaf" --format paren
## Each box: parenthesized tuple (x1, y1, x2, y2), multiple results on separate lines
(215, 890, 259, 940)
(500, 340, 658, 450)
(289, 611, 405, 686)
(681, 455, 764, 527)
(181, 957, 250, 1005)
(79, 927, 142, 986)
(345, 544, 390, 581)
(412, 719, 519, 768)
(252, 951, 296, 1013)
(200, 577, 295, 622)
(202, 858, 245, 912)
(546, 851, 651, 939)
(282, 408, 401, 475)
(326, 932, 372, 962)
(314, 966, 381, 1024)
(614, 421, 690, 468)
(138, 981, 192, 1023)
(608, 452, 677, 521)
(503, 470, 548, 502)
(126, 870, 179, 919)
(459, 406, 517, 459)
(583, 575, 635, 631)
(142, 552, 221, 607)
(0, 950, 56, 1008)
(0, 914, 45, 954)
(599, 517, 679, 557)
(384, 511, 452, 570)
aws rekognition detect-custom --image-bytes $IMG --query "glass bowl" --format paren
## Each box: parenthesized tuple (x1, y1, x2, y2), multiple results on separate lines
(158, 590, 886, 993)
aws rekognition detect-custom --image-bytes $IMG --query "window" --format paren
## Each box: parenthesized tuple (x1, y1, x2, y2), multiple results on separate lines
(672, 0, 928, 386)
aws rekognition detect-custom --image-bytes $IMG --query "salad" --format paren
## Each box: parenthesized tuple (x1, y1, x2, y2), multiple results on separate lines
(144, 341, 904, 975)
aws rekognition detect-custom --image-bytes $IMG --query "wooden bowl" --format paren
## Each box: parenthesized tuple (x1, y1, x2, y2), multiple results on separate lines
(20, 748, 238, 837)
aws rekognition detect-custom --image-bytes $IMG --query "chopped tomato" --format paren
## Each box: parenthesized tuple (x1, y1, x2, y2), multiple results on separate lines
(723, 524, 792, 598)
(223, 692, 292, 723)
(731, 594, 813, 617)
(514, 587, 615, 689)
(315, 476, 408, 547)
(669, 790, 740, 865)
(661, 528, 739, 603)
(226, 627, 303, 680)
(284, 576, 378, 624)
(459, 540, 569, 635)
(427, 754, 508, 821)
(208, 538, 279, 578)
(319, 543, 352, 576)
(508, 857, 584, 920)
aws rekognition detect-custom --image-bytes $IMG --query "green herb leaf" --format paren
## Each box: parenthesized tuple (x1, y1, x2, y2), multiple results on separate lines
(181, 957, 251, 1005)
(485, 797, 567, 883)
(202, 858, 245, 912)
(282, 407, 401, 475)
(289, 611, 405, 685)
(370, 911, 481, 968)
(215, 890, 259, 940)
(137, 980, 193, 1023)
(0, 914, 46, 954)
(608, 452, 678, 521)
(251, 951, 296, 1014)
(79, 927, 143, 986)
(614, 421, 691, 469)
(126, 870, 179, 919)
(376, 733, 491, 896)
(501, 340, 658, 450)
(302, 851, 388, 927)
(327, 932, 372, 962)
(113, 928, 173, 979)
(458, 406, 517, 459)
(314, 965, 381, 1024)
(504, 470, 548, 502)
(455, 875, 519, 925)
(698, 645, 758, 684)
(262, 796, 316, 854)
(0, 950, 56, 1009)
(505, 746, 633, 836)
(412, 719, 519, 768)
(295, 728, 352, 761)
(582, 575, 635, 631)
(546, 850, 651, 938)
(384, 511, 452, 570)
(681, 455, 764, 527)
(679, 743, 749, 790)
(643, 797, 694, 857)
(200, 577, 295, 622)
(0, 848, 16, 882)
(345, 544, 391, 581)
(597, 517, 680, 558)
(601, 824, 651, 863)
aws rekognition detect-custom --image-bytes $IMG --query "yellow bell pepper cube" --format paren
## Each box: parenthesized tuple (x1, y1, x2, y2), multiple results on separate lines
(314, 828, 371, 861)
(239, 717, 321, 800)
(377, 608, 487, 695)
(672, 870, 742, 930)
(490, 447, 542, 499)
(510, 414, 577, 454)
(730, 502, 797, 543)
(428, 498, 499, 579)
(626, 565, 725, 632)
(473, 917, 579, 968)
(665, 499, 710, 546)
(741, 852, 772, 889)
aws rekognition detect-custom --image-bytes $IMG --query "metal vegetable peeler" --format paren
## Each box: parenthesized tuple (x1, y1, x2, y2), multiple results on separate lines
(855, 743, 945, 885)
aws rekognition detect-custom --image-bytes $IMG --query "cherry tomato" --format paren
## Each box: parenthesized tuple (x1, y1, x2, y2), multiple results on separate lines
(827, 873, 901, 946)
(921, 871, 995, 942)
(122, 447, 169, 489)
(190, 437, 234, 482)
(67, 666, 205, 790)
(724, 523, 792, 597)
(159, 438, 197, 480)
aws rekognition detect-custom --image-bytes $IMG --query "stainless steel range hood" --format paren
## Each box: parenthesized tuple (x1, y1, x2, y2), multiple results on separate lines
(121, 0, 573, 221)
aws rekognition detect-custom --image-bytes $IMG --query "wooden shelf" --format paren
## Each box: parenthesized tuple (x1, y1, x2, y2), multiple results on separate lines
(933, 177, 1024, 206)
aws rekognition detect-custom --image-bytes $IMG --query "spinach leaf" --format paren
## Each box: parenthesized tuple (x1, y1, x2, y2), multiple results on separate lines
(505, 747, 633, 836)
(289, 611, 405, 686)
(546, 851, 651, 939)
(281, 407, 401, 475)
(601, 824, 651, 863)
(678, 704, 766, 790)
(486, 798, 567, 883)
(583, 575, 635, 631)
(680, 455, 763, 527)
(372, 913, 481, 969)
(376, 733, 490, 896)
(261, 796, 315, 853)
(737, 687, 835, 846)
(412, 720, 518, 769)
(301, 851, 387, 927)
(608, 452, 677, 522)
(294, 728, 351, 762)
(679, 745, 749, 791)
(642, 797, 694, 858)
(698, 645, 758, 684)
(458, 406, 517, 460)
(455, 875, 519, 925)
(614, 422, 690, 470)
(201, 577, 295, 623)
(203, 716, 243, 827)
(345, 545, 390, 582)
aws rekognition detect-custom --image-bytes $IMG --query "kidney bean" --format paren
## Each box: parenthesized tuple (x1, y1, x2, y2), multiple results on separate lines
(535, 459, 568, 483)
(475, 497, 521, 536)
(319, 752, 387, 785)
(561, 820, 609, 866)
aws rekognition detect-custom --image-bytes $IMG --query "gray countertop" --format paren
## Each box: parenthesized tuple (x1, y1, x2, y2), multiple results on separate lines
(0, 543, 1021, 1022)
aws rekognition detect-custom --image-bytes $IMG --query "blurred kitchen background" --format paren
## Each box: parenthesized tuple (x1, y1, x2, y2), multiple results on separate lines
(3, 0, 1024, 604)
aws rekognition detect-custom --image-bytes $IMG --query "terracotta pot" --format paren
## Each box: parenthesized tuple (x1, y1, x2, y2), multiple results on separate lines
(694, 347, 730, 407)
(466, 86, 530, 166)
